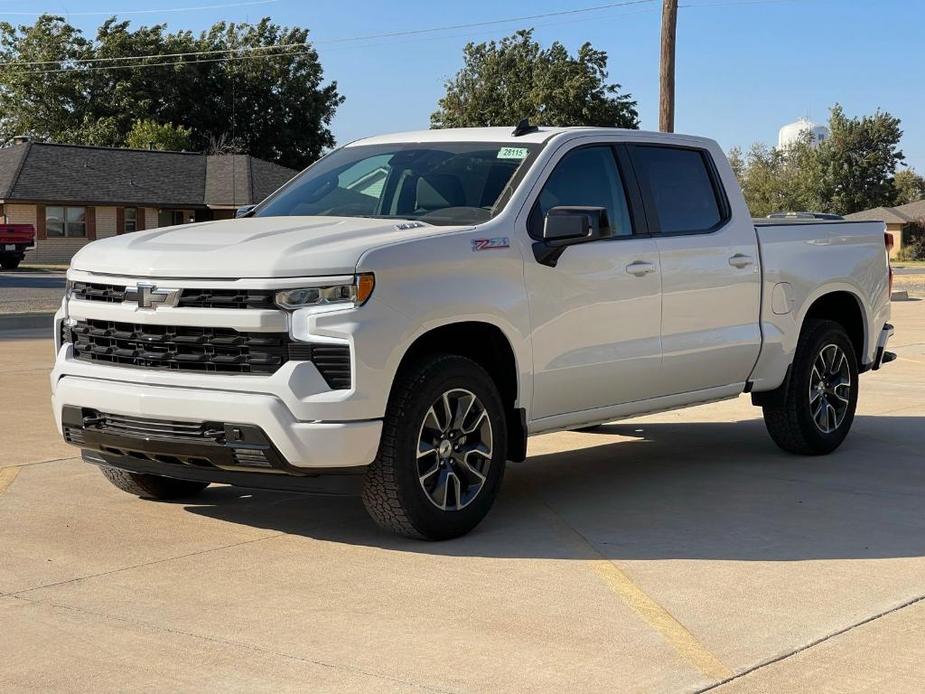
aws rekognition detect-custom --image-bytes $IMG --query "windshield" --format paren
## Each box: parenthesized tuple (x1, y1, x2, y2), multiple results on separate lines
(255, 142, 539, 226)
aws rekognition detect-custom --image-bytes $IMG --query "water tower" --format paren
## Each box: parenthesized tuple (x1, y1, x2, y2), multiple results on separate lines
(778, 117, 830, 149)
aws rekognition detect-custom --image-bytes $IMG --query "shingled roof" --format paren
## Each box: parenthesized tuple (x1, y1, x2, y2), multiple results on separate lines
(0, 141, 297, 208)
(844, 206, 913, 225)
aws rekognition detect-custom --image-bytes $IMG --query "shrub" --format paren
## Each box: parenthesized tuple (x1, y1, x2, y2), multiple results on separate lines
(896, 223, 925, 261)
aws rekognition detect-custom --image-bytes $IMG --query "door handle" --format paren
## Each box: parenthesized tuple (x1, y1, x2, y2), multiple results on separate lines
(728, 253, 754, 269)
(625, 261, 656, 277)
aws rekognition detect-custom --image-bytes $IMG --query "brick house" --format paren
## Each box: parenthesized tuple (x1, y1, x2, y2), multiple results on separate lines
(0, 141, 297, 264)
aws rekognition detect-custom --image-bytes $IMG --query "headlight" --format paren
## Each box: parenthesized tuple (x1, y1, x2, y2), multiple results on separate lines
(274, 273, 375, 310)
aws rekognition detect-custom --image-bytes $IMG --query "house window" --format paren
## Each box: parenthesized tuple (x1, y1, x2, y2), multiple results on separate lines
(157, 210, 187, 227)
(124, 207, 137, 233)
(46, 206, 87, 238)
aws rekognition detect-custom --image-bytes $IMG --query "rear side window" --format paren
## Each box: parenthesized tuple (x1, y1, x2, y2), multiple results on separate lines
(531, 146, 633, 239)
(631, 146, 726, 234)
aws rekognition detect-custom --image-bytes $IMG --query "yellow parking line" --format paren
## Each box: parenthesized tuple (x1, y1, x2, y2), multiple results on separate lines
(591, 559, 733, 681)
(542, 502, 733, 682)
(0, 467, 20, 495)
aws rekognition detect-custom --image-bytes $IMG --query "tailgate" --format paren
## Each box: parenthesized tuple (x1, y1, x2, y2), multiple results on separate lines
(0, 224, 36, 245)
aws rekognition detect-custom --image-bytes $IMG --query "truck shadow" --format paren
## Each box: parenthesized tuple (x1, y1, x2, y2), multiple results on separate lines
(185, 415, 925, 562)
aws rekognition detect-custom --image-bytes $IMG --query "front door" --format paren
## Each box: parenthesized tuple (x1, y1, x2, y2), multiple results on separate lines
(524, 144, 662, 421)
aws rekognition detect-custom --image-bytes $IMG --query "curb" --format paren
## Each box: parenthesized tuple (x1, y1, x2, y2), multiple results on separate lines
(0, 312, 55, 332)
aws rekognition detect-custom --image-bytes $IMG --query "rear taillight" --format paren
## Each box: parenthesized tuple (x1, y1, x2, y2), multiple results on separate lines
(885, 232, 894, 295)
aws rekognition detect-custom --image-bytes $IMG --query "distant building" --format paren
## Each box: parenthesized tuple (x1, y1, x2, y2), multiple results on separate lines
(778, 117, 830, 150)
(0, 141, 297, 264)
(845, 199, 925, 258)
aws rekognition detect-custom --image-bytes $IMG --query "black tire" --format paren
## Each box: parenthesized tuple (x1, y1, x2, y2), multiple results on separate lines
(362, 354, 507, 540)
(762, 319, 859, 455)
(0, 254, 21, 270)
(99, 466, 208, 500)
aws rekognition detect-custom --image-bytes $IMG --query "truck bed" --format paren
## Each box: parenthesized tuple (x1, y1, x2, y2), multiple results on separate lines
(748, 219, 891, 391)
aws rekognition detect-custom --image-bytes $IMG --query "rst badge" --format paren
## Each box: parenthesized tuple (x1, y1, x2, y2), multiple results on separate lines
(471, 237, 510, 252)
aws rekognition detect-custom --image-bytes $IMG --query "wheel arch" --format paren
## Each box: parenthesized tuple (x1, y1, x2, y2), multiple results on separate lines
(753, 286, 868, 406)
(799, 289, 867, 365)
(391, 320, 528, 462)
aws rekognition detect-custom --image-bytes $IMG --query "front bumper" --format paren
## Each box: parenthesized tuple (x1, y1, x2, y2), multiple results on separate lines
(53, 376, 382, 470)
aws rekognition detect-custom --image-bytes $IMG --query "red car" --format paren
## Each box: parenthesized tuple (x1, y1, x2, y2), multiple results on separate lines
(0, 223, 35, 270)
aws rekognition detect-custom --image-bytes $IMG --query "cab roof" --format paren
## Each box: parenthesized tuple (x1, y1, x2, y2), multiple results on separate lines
(347, 126, 715, 148)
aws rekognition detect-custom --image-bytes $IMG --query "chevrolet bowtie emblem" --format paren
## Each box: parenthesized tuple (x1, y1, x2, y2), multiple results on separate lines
(124, 282, 180, 310)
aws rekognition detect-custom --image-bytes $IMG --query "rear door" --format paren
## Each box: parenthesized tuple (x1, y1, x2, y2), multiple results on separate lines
(524, 144, 662, 420)
(628, 143, 761, 394)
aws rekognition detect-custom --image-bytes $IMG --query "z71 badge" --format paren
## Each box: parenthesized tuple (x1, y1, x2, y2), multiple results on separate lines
(471, 237, 510, 252)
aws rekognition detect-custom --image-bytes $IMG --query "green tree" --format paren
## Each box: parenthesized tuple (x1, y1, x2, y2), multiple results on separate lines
(0, 16, 91, 141)
(893, 168, 925, 205)
(432, 29, 638, 129)
(731, 105, 905, 217)
(732, 136, 822, 218)
(814, 105, 904, 215)
(0, 15, 343, 168)
(125, 119, 192, 150)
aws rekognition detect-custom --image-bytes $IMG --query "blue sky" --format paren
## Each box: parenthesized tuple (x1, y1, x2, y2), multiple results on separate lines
(8, 0, 925, 171)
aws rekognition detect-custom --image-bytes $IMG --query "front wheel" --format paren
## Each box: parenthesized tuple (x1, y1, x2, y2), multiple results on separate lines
(762, 319, 859, 455)
(362, 354, 507, 540)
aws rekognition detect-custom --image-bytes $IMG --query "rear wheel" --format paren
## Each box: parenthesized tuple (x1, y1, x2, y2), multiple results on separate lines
(362, 354, 507, 540)
(99, 466, 208, 500)
(0, 254, 21, 270)
(762, 319, 859, 455)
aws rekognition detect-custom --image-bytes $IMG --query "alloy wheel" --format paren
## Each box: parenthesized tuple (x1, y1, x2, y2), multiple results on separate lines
(416, 388, 493, 511)
(809, 343, 852, 434)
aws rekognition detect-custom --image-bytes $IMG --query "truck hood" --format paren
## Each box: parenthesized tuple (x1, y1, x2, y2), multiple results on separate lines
(71, 216, 465, 278)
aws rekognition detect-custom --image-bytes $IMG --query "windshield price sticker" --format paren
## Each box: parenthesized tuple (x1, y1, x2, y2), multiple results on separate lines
(497, 147, 529, 160)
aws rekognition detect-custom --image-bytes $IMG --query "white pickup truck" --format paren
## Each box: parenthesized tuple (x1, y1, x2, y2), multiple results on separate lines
(52, 125, 895, 539)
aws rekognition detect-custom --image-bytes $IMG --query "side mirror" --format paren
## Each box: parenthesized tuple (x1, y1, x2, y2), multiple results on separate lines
(534, 206, 612, 267)
(235, 204, 256, 219)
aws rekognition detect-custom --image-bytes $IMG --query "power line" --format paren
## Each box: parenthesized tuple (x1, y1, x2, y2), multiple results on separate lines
(0, 0, 658, 69)
(0, 0, 277, 16)
(0, 0, 819, 76)
(3, 42, 311, 68)
(3, 47, 312, 77)
(314, 0, 658, 44)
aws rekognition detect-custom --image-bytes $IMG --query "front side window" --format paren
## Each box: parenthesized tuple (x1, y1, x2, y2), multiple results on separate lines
(531, 146, 633, 239)
(124, 207, 137, 233)
(631, 146, 725, 234)
(255, 142, 539, 227)
(46, 206, 86, 238)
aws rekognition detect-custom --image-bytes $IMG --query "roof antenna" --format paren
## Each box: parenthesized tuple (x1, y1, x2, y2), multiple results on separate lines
(512, 118, 539, 137)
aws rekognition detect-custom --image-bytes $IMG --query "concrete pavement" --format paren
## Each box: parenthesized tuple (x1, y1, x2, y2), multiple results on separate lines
(1, 301, 924, 693)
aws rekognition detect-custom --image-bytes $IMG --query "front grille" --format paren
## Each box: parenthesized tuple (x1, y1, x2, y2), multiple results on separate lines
(177, 289, 276, 309)
(90, 412, 212, 440)
(69, 319, 289, 374)
(62, 407, 287, 472)
(64, 319, 352, 387)
(70, 282, 275, 310)
(70, 282, 126, 303)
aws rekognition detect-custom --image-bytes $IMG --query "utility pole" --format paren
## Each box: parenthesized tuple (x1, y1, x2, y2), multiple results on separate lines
(659, 0, 678, 133)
